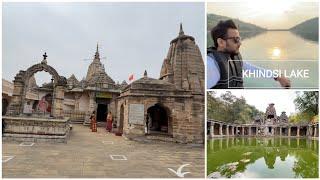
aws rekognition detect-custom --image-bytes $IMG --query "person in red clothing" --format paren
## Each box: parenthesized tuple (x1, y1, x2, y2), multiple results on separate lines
(92, 114, 97, 132)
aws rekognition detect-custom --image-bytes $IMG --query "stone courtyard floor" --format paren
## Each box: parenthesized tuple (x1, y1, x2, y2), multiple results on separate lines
(2, 124, 204, 178)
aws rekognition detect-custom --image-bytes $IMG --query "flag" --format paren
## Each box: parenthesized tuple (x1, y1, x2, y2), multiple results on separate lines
(129, 74, 134, 82)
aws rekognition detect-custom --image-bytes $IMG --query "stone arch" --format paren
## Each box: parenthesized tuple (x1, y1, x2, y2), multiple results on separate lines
(24, 63, 61, 88)
(146, 103, 172, 135)
(7, 61, 67, 117)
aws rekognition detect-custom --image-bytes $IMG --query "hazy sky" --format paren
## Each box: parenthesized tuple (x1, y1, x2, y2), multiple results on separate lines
(207, 0, 319, 29)
(3, 2, 204, 85)
(213, 90, 299, 115)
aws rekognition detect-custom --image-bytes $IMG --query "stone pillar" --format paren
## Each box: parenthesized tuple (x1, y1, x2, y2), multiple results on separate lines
(84, 92, 96, 125)
(297, 127, 300, 137)
(210, 123, 214, 138)
(241, 127, 244, 136)
(248, 127, 252, 136)
(230, 126, 234, 136)
(314, 127, 318, 137)
(219, 124, 223, 136)
(280, 127, 282, 136)
(52, 85, 65, 117)
(7, 78, 25, 115)
(288, 127, 291, 137)
(74, 93, 82, 111)
(226, 125, 229, 136)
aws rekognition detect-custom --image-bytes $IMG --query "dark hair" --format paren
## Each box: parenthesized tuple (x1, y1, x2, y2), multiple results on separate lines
(210, 19, 238, 48)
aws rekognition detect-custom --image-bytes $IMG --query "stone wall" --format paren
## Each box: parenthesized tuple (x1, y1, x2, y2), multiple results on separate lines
(3, 116, 71, 143)
(116, 92, 204, 144)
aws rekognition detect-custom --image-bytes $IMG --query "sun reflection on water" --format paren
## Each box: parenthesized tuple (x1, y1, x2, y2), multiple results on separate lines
(271, 47, 281, 59)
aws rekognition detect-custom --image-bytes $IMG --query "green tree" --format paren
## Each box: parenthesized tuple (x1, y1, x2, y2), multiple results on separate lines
(207, 92, 264, 123)
(292, 91, 319, 123)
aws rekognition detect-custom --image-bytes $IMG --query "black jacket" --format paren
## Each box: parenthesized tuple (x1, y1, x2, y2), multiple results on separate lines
(207, 47, 244, 89)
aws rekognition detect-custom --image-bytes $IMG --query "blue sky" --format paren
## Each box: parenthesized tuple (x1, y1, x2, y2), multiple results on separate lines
(3, 2, 205, 85)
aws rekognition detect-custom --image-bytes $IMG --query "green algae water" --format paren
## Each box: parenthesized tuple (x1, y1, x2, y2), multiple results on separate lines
(207, 138, 319, 178)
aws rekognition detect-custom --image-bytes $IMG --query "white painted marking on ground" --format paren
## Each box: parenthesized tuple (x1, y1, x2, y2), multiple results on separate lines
(102, 141, 114, 145)
(109, 155, 127, 161)
(19, 142, 35, 146)
(3, 156, 15, 163)
(168, 164, 191, 177)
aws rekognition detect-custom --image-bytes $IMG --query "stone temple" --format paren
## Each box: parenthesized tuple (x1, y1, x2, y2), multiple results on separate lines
(2, 24, 204, 143)
(117, 24, 204, 143)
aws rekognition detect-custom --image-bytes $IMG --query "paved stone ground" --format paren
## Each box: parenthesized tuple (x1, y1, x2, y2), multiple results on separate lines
(2, 124, 204, 178)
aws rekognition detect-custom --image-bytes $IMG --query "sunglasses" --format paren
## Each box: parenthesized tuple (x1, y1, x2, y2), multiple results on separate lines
(224, 36, 241, 44)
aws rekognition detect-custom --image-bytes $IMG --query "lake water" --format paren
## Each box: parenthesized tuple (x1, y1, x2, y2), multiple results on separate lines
(207, 138, 319, 178)
(240, 31, 318, 88)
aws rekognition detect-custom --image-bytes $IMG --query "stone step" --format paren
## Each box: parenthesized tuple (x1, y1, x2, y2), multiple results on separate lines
(145, 134, 175, 142)
(70, 119, 84, 124)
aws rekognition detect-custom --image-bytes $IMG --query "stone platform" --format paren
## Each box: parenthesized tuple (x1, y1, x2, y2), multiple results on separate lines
(2, 116, 71, 143)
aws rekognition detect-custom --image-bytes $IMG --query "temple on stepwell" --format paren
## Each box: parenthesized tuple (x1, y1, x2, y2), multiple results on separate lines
(208, 103, 318, 139)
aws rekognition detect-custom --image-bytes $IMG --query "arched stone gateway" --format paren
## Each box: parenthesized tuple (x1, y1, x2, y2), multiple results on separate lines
(7, 53, 67, 118)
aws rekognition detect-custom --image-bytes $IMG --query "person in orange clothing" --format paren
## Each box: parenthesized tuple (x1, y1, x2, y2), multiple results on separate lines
(89, 111, 95, 130)
(106, 111, 113, 132)
(92, 115, 97, 132)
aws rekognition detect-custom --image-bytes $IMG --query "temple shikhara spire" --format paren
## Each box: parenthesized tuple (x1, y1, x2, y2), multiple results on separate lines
(94, 42, 100, 60)
(179, 23, 184, 36)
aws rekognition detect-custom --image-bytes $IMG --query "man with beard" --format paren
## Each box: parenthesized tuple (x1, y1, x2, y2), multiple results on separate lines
(207, 19, 291, 89)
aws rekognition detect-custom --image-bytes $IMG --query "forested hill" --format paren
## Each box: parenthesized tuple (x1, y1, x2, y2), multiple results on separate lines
(290, 17, 319, 42)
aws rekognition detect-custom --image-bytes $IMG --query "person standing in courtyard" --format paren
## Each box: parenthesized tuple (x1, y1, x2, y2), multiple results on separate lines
(92, 111, 97, 132)
(106, 111, 113, 132)
(90, 111, 95, 130)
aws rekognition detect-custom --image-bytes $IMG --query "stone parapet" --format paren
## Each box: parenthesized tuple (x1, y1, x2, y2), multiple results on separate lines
(3, 116, 71, 143)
